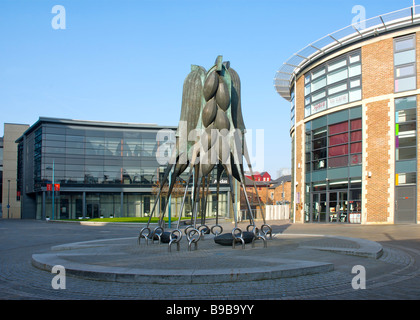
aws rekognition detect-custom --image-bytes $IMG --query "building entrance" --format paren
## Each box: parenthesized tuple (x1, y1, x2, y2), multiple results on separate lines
(328, 191, 348, 222)
(310, 192, 326, 222)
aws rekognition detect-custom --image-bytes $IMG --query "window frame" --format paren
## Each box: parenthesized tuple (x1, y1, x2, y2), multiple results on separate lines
(394, 34, 417, 93)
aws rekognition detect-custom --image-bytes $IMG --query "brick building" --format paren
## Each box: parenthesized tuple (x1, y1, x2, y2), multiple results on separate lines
(240, 174, 291, 212)
(274, 6, 420, 224)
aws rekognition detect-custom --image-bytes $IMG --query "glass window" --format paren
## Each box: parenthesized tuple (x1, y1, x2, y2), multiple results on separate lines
(351, 119, 362, 130)
(312, 90, 326, 102)
(395, 77, 416, 92)
(304, 50, 362, 117)
(348, 63, 361, 77)
(311, 76, 326, 92)
(349, 88, 362, 102)
(349, 53, 360, 64)
(394, 35, 416, 93)
(394, 50, 416, 65)
(350, 79, 361, 88)
(329, 145, 348, 157)
(329, 121, 348, 135)
(397, 109, 416, 122)
(350, 142, 362, 154)
(305, 84, 311, 96)
(328, 156, 348, 168)
(329, 133, 348, 146)
(328, 59, 347, 72)
(312, 67, 325, 80)
(397, 134, 416, 148)
(396, 65, 415, 78)
(395, 36, 415, 52)
(328, 83, 347, 95)
(350, 131, 362, 141)
(397, 147, 416, 160)
(350, 153, 362, 165)
(396, 172, 416, 185)
(305, 106, 311, 117)
(327, 68, 348, 85)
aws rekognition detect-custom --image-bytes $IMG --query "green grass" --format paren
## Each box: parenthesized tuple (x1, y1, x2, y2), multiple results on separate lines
(64, 217, 189, 223)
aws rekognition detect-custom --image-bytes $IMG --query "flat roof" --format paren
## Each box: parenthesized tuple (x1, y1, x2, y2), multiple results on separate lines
(274, 5, 420, 101)
(16, 117, 177, 142)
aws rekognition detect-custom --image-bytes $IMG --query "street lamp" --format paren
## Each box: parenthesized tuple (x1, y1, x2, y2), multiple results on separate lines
(7, 179, 10, 219)
(46, 159, 55, 220)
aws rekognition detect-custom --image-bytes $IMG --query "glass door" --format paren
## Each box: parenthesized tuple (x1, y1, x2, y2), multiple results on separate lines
(311, 192, 327, 222)
(337, 191, 348, 222)
(328, 191, 348, 222)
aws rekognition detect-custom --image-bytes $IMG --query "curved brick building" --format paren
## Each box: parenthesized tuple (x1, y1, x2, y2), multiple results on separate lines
(274, 6, 420, 224)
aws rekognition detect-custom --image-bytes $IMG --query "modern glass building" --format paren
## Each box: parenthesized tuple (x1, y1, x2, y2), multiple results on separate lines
(16, 117, 231, 220)
(274, 6, 420, 224)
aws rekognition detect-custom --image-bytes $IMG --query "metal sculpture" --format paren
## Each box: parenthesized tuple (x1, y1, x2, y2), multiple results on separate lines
(138, 56, 272, 251)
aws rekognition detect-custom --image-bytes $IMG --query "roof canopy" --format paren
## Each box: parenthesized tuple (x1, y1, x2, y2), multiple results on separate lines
(274, 5, 420, 101)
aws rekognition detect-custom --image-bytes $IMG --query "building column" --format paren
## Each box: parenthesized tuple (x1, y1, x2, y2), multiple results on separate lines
(42, 191, 46, 220)
(120, 191, 124, 218)
(82, 191, 86, 218)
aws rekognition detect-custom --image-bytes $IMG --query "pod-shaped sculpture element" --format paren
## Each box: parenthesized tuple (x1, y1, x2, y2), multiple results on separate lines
(214, 108, 230, 131)
(216, 76, 230, 111)
(202, 97, 217, 128)
(203, 71, 219, 101)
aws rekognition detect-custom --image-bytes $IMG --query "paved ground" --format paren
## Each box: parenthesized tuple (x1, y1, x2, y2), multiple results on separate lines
(1, 219, 419, 303)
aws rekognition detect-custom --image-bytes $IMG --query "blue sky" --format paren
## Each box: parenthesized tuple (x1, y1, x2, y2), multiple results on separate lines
(0, 0, 412, 177)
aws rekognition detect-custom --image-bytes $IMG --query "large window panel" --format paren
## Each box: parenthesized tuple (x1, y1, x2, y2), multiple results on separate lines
(327, 68, 348, 85)
(395, 77, 416, 92)
(328, 58, 347, 72)
(394, 50, 416, 65)
(329, 121, 348, 135)
(394, 34, 416, 93)
(395, 36, 415, 51)
(329, 145, 348, 157)
(329, 133, 348, 146)
(328, 156, 348, 168)
(311, 76, 326, 92)
(397, 147, 416, 160)
(304, 50, 362, 117)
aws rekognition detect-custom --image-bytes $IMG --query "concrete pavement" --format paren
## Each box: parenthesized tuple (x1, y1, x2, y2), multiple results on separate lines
(0, 219, 419, 300)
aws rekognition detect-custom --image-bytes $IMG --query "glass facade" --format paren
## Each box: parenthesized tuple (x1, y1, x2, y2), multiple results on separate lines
(304, 49, 362, 118)
(18, 119, 231, 220)
(304, 107, 362, 223)
(305, 110, 362, 172)
(394, 34, 416, 93)
(39, 124, 166, 188)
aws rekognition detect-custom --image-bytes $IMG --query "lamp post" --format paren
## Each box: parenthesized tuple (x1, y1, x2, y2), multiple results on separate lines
(7, 179, 10, 219)
(46, 160, 56, 220)
(52, 159, 55, 220)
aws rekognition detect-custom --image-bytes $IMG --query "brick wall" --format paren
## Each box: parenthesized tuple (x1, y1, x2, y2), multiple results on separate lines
(362, 38, 394, 100)
(362, 38, 394, 223)
(294, 75, 305, 223)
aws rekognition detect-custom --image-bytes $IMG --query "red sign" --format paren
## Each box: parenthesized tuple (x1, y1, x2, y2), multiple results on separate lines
(17, 191, 21, 197)
(54, 184, 60, 191)
(46, 184, 52, 191)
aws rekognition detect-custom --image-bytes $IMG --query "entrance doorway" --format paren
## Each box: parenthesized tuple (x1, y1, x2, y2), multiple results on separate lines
(328, 191, 348, 222)
(87, 203, 99, 218)
(311, 192, 326, 222)
(395, 186, 416, 223)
